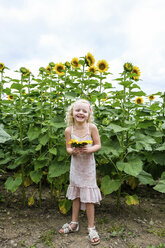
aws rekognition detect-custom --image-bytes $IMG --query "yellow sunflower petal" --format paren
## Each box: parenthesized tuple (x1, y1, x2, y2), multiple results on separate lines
(0, 63, 5, 71)
(55, 63, 65, 76)
(135, 97, 143, 104)
(71, 57, 81, 68)
(86, 52, 95, 66)
(97, 60, 109, 73)
(132, 66, 141, 80)
(148, 95, 155, 101)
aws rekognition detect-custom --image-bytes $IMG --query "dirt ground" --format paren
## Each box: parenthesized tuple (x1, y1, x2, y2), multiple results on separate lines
(0, 181, 165, 248)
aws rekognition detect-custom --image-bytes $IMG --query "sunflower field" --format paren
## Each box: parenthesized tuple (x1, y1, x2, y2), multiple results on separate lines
(0, 53, 165, 214)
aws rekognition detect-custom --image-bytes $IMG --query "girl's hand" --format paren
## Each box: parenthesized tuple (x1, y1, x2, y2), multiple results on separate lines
(72, 147, 84, 155)
(81, 146, 92, 154)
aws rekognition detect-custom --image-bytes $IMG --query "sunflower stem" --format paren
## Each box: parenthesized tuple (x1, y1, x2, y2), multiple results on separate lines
(20, 74, 26, 206)
(99, 72, 102, 106)
(0, 71, 3, 102)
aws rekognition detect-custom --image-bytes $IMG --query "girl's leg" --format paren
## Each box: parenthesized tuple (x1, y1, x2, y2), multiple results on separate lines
(72, 197, 80, 224)
(59, 198, 80, 233)
(86, 203, 95, 228)
(86, 203, 100, 244)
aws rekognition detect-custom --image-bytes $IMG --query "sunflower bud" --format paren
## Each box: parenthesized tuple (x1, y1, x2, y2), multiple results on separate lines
(65, 61, 71, 69)
(0, 63, 5, 71)
(49, 62, 55, 68)
(39, 67, 45, 73)
(20, 67, 28, 74)
(123, 62, 133, 72)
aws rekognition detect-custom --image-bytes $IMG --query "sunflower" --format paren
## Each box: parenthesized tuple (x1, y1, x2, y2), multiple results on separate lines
(131, 66, 141, 80)
(49, 62, 55, 68)
(20, 67, 28, 74)
(46, 65, 51, 74)
(65, 61, 71, 69)
(71, 57, 81, 68)
(135, 97, 143, 104)
(24, 69, 30, 77)
(0, 63, 5, 71)
(8, 95, 13, 101)
(123, 62, 133, 72)
(88, 65, 97, 75)
(97, 60, 109, 73)
(39, 67, 45, 73)
(55, 63, 65, 76)
(148, 95, 155, 101)
(85, 52, 95, 66)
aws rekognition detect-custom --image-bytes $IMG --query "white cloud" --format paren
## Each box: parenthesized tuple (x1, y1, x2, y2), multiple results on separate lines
(0, 0, 165, 94)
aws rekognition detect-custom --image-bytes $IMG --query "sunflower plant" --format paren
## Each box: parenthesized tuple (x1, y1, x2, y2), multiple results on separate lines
(1, 54, 165, 215)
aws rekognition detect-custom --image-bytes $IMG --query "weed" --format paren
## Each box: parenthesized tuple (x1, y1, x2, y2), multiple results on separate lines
(40, 229, 56, 248)
(146, 243, 165, 248)
(97, 216, 109, 225)
(106, 224, 134, 241)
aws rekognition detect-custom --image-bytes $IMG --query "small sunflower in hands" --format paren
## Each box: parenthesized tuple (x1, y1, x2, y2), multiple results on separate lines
(68, 139, 93, 148)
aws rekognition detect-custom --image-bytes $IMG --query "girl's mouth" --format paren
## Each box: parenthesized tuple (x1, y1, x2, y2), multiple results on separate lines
(76, 115, 84, 119)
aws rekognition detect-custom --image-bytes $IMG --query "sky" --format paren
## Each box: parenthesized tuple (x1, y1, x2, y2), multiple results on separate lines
(0, 0, 165, 95)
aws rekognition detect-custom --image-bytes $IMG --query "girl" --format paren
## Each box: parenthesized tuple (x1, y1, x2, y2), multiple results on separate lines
(59, 99, 102, 246)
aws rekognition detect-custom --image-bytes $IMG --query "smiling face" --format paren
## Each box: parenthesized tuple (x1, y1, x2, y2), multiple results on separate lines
(72, 102, 90, 124)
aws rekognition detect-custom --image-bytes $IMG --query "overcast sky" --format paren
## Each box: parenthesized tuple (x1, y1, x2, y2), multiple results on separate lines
(1, 0, 165, 95)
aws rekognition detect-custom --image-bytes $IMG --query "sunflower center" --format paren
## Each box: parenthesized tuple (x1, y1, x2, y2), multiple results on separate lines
(57, 66, 63, 72)
(137, 99, 141, 104)
(133, 69, 138, 74)
(99, 63, 106, 70)
(90, 68, 94, 73)
(73, 61, 78, 67)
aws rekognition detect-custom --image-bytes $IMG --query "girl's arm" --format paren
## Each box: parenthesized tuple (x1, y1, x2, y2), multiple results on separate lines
(65, 127, 73, 155)
(82, 123, 101, 154)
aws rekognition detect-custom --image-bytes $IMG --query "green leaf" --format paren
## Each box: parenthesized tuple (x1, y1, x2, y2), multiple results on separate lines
(125, 158, 143, 176)
(39, 134, 49, 146)
(35, 144, 42, 151)
(8, 155, 29, 169)
(0, 157, 12, 165)
(137, 170, 155, 185)
(5, 175, 22, 193)
(11, 82, 23, 91)
(34, 160, 48, 170)
(153, 179, 165, 193)
(50, 122, 66, 129)
(116, 161, 125, 171)
(0, 126, 11, 143)
(48, 161, 70, 178)
(49, 148, 57, 155)
(152, 152, 165, 165)
(101, 175, 121, 195)
(108, 123, 128, 133)
(30, 170, 43, 184)
(0, 149, 4, 159)
(65, 92, 77, 99)
(156, 142, 165, 151)
(117, 158, 143, 176)
(135, 132, 156, 144)
(27, 126, 41, 141)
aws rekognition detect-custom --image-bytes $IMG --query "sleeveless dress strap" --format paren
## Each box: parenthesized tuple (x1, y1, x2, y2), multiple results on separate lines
(88, 123, 90, 135)
(71, 126, 74, 135)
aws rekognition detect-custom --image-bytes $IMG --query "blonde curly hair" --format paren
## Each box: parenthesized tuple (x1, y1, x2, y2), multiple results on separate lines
(65, 99, 94, 126)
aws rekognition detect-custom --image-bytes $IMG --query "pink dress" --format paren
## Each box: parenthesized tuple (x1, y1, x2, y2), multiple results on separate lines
(66, 125, 102, 210)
